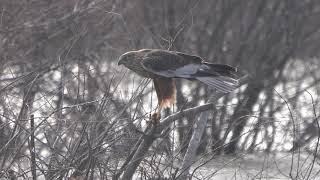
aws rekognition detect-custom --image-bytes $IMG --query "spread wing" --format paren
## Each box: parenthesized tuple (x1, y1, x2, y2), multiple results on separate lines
(141, 50, 238, 93)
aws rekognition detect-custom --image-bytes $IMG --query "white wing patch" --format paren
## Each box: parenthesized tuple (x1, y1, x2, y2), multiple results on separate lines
(170, 64, 199, 78)
(151, 64, 200, 78)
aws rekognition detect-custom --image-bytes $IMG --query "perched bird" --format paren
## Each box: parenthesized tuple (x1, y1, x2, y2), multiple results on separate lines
(118, 49, 238, 122)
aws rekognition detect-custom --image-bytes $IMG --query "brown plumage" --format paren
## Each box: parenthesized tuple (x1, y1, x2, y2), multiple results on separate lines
(153, 77, 176, 110)
(118, 49, 238, 122)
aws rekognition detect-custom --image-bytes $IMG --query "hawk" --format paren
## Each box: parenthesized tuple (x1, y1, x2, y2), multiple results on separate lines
(118, 49, 238, 121)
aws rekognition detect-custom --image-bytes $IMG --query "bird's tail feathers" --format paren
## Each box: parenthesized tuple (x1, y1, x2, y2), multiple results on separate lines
(204, 63, 237, 78)
(196, 76, 238, 93)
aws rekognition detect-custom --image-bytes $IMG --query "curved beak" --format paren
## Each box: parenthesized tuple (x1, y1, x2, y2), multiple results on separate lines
(118, 60, 123, 66)
(117, 54, 125, 66)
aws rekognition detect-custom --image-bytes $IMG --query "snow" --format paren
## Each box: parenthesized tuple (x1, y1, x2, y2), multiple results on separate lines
(191, 152, 320, 180)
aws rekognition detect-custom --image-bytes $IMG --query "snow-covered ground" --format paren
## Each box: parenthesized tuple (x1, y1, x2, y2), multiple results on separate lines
(191, 152, 320, 180)
(131, 152, 320, 179)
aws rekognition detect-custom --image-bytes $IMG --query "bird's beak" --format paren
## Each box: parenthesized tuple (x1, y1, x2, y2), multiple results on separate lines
(118, 54, 124, 66)
(118, 60, 123, 66)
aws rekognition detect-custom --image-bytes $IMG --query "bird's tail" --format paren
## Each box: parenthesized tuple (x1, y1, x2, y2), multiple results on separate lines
(153, 78, 176, 109)
(204, 63, 237, 78)
(196, 63, 238, 93)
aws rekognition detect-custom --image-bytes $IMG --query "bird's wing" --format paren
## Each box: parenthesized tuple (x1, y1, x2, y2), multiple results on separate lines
(141, 50, 238, 93)
(141, 50, 202, 78)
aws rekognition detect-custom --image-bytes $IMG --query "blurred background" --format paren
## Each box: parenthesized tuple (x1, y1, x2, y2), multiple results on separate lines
(1, 0, 320, 179)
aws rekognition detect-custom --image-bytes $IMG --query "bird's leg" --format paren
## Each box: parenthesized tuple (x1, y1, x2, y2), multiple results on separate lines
(151, 105, 161, 124)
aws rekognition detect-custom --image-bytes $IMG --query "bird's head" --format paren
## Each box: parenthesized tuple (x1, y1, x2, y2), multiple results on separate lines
(118, 51, 135, 66)
(118, 49, 152, 66)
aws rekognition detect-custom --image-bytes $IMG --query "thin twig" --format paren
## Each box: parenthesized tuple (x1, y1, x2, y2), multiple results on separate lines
(305, 90, 320, 180)
(29, 115, 36, 180)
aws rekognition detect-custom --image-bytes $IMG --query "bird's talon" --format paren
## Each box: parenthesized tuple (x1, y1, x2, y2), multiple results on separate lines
(151, 112, 161, 124)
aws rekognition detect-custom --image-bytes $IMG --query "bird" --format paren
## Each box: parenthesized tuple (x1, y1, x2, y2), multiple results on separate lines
(118, 49, 238, 122)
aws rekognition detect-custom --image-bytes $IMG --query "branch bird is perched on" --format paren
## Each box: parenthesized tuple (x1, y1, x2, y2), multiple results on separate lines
(118, 49, 238, 122)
